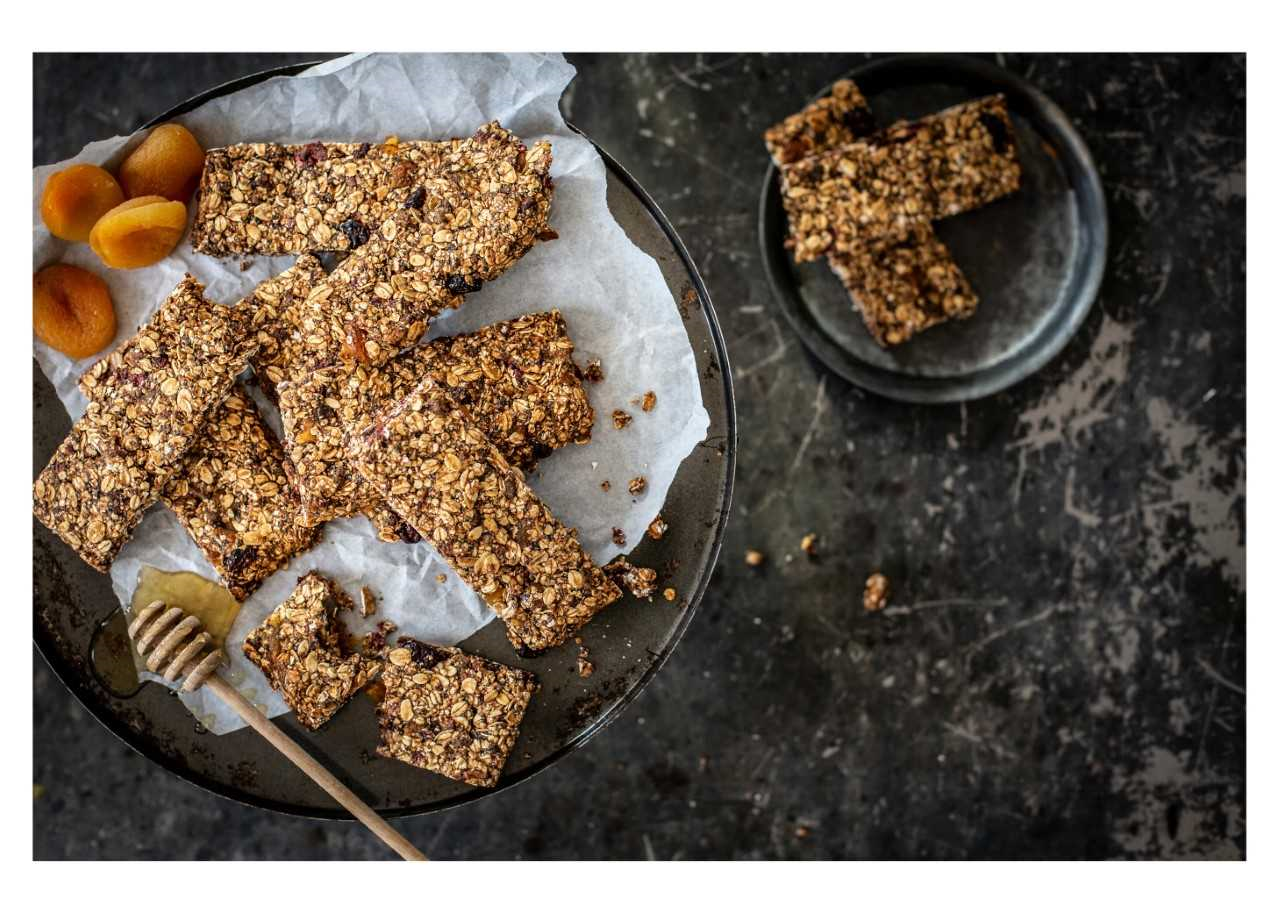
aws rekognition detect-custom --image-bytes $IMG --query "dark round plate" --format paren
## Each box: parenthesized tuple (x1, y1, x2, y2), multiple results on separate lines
(33, 62, 736, 819)
(759, 54, 1107, 403)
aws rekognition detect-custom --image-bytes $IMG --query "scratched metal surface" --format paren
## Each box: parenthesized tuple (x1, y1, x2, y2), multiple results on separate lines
(34, 53, 1244, 859)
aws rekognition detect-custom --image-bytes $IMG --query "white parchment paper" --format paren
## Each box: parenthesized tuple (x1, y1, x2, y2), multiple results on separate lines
(32, 53, 709, 733)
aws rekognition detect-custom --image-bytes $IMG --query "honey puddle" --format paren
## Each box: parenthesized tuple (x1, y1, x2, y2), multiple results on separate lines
(91, 566, 242, 699)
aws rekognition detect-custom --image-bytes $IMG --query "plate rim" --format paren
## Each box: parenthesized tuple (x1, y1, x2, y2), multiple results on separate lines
(757, 52, 1109, 404)
(33, 59, 737, 820)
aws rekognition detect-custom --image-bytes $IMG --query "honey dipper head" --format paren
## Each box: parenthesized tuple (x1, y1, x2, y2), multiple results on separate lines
(126, 600, 225, 692)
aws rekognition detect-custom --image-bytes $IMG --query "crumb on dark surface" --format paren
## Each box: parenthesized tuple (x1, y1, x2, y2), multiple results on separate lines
(863, 572, 890, 612)
(745, 549, 766, 567)
(647, 515, 668, 540)
(800, 533, 818, 556)
(603, 557, 656, 599)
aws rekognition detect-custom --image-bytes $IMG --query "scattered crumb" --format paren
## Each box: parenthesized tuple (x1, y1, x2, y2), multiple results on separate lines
(612, 527, 627, 547)
(604, 558, 657, 599)
(436, 573, 447, 584)
(745, 549, 765, 567)
(863, 573, 890, 612)
(359, 585, 377, 618)
(601, 480, 611, 492)
(794, 825, 811, 839)
(574, 636, 583, 645)
(612, 409, 632, 430)
(800, 533, 818, 556)
(628, 476, 647, 495)
(577, 646, 594, 679)
(632, 390, 657, 412)
(239, 259, 254, 272)
(663, 587, 677, 602)
(647, 515, 668, 540)
(363, 621, 397, 654)
(583, 359, 604, 383)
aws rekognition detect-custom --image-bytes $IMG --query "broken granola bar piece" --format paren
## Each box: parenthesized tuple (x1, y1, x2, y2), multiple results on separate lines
(603, 558, 658, 599)
(161, 386, 320, 601)
(242, 572, 379, 730)
(763, 79, 876, 166)
(238, 255, 328, 400)
(779, 95, 1021, 261)
(348, 378, 621, 654)
(377, 638, 536, 787)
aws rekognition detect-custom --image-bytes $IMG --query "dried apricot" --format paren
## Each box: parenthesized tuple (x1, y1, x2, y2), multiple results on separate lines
(117, 124, 205, 202)
(89, 196, 187, 269)
(33, 264, 117, 359)
(39, 164, 125, 242)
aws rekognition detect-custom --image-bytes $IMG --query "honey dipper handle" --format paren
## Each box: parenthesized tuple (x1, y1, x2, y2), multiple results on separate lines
(204, 675, 427, 861)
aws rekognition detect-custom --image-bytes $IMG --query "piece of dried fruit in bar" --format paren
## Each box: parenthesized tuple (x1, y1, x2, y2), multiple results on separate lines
(117, 124, 206, 202)
(33, 264, 117, 359)
(40, 164, 125, 242)
(89, 196, 187, 269)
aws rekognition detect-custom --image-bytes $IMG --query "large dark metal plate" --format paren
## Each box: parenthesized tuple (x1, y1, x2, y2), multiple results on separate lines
(33, 63, 736, 819)
(759, 54, 1107, 403)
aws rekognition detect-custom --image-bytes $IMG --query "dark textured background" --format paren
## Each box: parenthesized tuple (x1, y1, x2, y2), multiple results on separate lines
(33, 53, 1245, 860)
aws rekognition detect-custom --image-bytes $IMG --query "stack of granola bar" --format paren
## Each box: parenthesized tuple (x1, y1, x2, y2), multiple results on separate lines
(765, 80, 1022, 346)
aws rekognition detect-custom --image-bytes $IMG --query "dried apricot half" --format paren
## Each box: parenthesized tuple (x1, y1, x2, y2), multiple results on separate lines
(40, 164, 125, 243)
(89, 196, 187, 269)
(117, 124, 206, 202)
(34, 264, 117, 359)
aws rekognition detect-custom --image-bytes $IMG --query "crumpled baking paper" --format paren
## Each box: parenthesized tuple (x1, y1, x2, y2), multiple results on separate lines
(32, 53, 709, 733)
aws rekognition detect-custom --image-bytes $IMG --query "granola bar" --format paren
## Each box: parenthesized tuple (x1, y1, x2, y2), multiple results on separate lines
(161, 387, 320, 601)
(193, 126, 553, 260)
(76, 275, 258, 473)
(241, 572, 379, 730)
(278, 311, 594, 531)
(765, 81, 979, 346)
(240, 254, 327, 400)
(348, 378, 621, 654)
(33, 410, 162, 572)
(377, 638, 535, 787)
(780, 94, 1021, 262)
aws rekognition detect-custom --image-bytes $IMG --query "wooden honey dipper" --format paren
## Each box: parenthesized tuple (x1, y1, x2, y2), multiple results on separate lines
(128, 600, 426, 861)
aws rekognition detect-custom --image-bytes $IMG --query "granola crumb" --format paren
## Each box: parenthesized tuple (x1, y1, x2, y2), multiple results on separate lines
(641, 390, 656, 412)
(663, 587, 677, 602)
(359, 585, 377, 618)
(436, 573, 447, 584)
(611, 527, 627, 547)
(863, 572, 890, 612)
(612, 409, 632, 430)
(577, 646, 594, 679)
(364, 620, 397, 654)
(794, 825, 811, 839)
(601, 480, 611, 492)
(647, 515, 668, 540)
(745, 549, 766, 567)
(603, 558, 658, 599)
(628, 476, 647, 495)
(239, 259, 254, 272)
(583, 359, 604, 383)
(800, 533, 818, 556)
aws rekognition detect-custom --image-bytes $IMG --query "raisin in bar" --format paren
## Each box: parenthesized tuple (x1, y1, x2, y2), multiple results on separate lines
(162, 387, 320, 601)
(378, 638, 536, 787)
(780, 94, 1021, 262)
(193, 126, 552, 259)
(764, 80, 978, 346)
(278, 311, 594, 530)
(348, 378, 621, 654)
(38, 276, 257, 571)
(241, 572, 379, 730)
(76, 275, 258, 473)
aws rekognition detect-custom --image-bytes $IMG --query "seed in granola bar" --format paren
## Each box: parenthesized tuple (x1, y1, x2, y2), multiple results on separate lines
(89, 196, 186, 269)
(338, 218, 371, 249)
(745, 549, 766, 567)
(294, 142, 327, 168)
(612, 410, 632, 430)
(444, 274, 484, 295)
(663, 587, 677, 602)
(582, 359, 604, 383)
(33, 264, 116, 360)
(647, 516, 668, 540)
(863, 572, 889, 612)
(800, 533, 818, 556)
(117, 124, 205, 203)
(628, 476, 647, 495)
(40, 164, 124, 242)
(611, 527, 626, 547)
